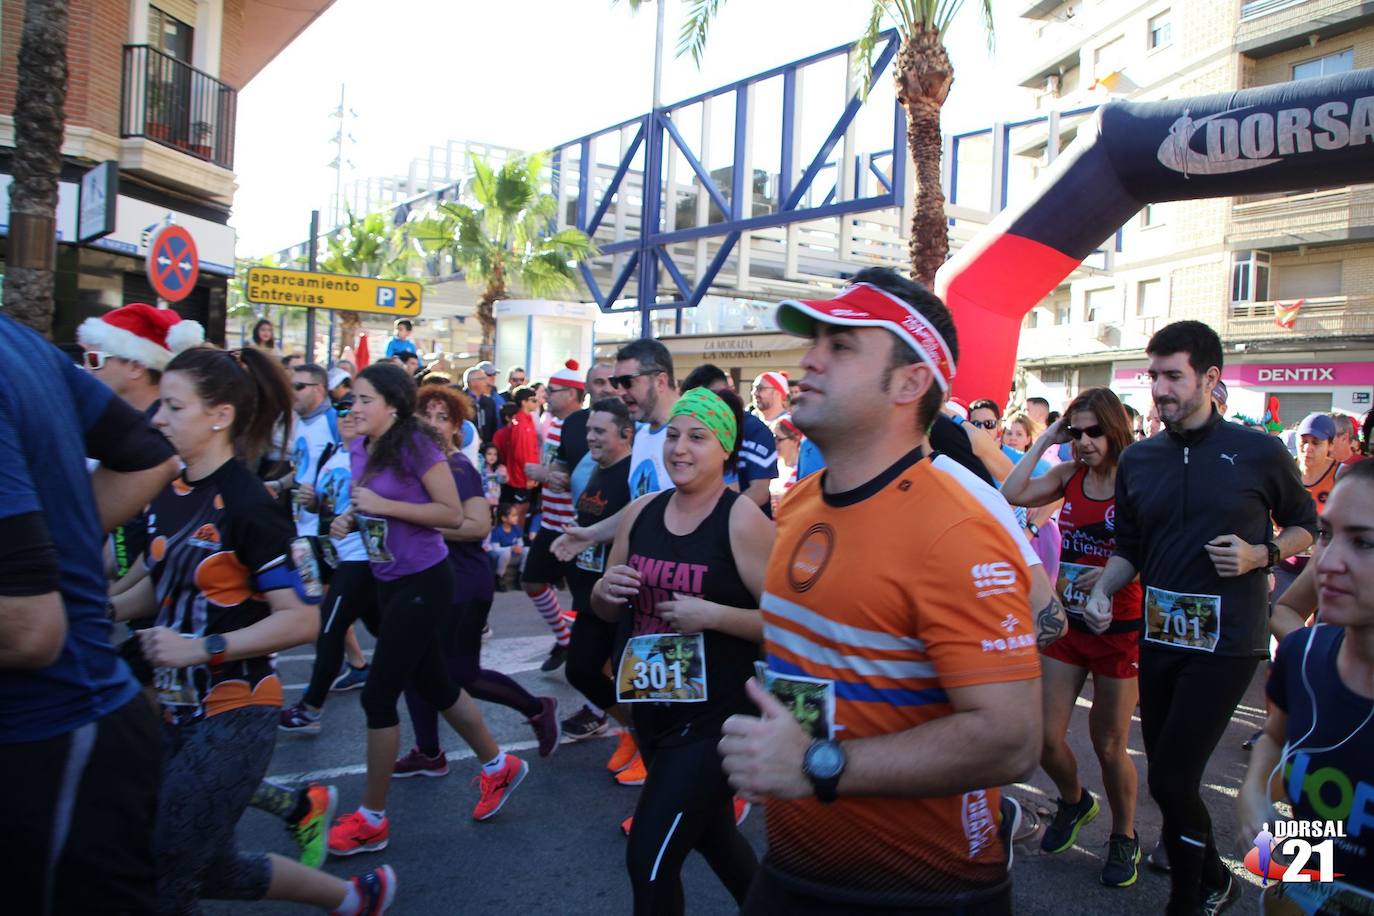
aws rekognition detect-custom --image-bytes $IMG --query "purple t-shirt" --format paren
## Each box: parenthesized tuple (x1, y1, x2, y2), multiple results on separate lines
(349, 433, 449, 582)
(446, 453, 493, 603)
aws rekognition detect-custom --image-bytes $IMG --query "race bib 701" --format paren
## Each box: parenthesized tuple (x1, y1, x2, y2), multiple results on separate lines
(1144, 586, 1221, 653)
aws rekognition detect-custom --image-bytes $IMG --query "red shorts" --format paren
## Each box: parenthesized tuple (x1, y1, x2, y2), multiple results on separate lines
(1042, 625, 1140, 680)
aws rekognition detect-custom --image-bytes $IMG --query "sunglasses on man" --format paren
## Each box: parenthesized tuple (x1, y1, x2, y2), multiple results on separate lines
(293, 381, 321, 391)
(969, 418, 998, 431)
(609, 369, 662, 390)
(81, 350, 112, 370)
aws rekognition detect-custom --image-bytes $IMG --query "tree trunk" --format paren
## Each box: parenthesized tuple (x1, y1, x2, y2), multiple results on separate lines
(894, 28, 953, 289)
(477, 264, 506, 362)
(3, 0, 70, 336)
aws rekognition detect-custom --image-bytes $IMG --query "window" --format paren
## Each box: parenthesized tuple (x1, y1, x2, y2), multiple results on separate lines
(1231, 250, 1272, 303)
(1054, 299, 1072, 326)
(1141, 202, 1165, 227)
(1024, 309, 1040, 330)
(1275, 261, 1342, 300)
(1137, 278, 1165, 317)
(1093, 35, 1125, 81)
(1148, 11, 1172, 50)
(1085, 287, 1116, 322)
(148, 6, 194, 62)
(1292, 49, 1354, 81)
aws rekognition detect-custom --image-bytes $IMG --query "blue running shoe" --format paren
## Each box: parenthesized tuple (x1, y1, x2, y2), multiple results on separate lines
(331, 664, 369, 692)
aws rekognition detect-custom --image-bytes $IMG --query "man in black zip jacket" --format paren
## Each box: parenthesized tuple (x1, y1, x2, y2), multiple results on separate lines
(1086, 320, 1316, 916)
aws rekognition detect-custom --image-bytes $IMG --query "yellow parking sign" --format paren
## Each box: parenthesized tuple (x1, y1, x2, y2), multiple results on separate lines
(244, 267, 422, 316)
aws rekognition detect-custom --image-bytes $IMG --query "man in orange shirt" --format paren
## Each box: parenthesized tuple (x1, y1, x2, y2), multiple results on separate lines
(718, 267, 1042, 914)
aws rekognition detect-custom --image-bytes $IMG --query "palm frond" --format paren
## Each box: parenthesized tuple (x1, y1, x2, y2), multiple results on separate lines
(852, 3, 889, 100)
(676, 0, 727, 67)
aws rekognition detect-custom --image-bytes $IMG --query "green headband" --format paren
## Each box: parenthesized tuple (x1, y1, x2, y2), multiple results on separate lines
(669, 388, 738, 456)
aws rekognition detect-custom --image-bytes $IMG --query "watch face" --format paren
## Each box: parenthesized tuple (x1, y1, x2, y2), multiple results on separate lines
(807, 741, 845, 779)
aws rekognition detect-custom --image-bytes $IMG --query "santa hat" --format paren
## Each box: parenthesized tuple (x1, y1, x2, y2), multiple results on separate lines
(77, 303, 204, 372)
(548, 359, 586, 390)
(752, 371, 789, 397)
(946, 397, 970, 420)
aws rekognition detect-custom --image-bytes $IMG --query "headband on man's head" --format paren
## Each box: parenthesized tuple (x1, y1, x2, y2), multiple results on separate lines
(669, 387, 738, 456)
(775, 282, 956, 391)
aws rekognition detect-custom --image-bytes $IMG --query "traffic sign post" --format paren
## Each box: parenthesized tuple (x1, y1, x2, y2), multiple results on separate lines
(147, 225, 199, 303)
(243, 267, 422, 317)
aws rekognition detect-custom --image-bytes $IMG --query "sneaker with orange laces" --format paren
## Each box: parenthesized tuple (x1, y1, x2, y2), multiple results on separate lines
(472, 754, 528, 821)
(328, 810, 389, 857)
(614, 753, 646, 786)
(607, 731, 638, 773)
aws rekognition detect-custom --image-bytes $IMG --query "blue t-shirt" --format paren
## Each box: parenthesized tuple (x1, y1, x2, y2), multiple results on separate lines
(490, 524, 524, 549)
(1002, 445, 1052, 479)
(0, 318, 144, 743)
(730, 414, 779, 487)
(797, 438, 825, 480)
(385, 337, 417, 359)
(1268, 624, 1374, 893)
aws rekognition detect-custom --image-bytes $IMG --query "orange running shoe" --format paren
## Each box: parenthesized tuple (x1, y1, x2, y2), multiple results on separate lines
(607, 731, 638, 773)
(472, 754, 528, 821)
(614, 753, 646, 786)
(734, 796, 752, 826)
(328, 810, 389, 857)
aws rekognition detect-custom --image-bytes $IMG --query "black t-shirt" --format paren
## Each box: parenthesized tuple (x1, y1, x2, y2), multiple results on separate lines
(110, 400, 162, 582)
(567, 454, 632, 598)
(1268, 625, 1374, 894)
(144, 458, 297, 725)
(930, 414, 995, 487)
(555, 407, 591, 471)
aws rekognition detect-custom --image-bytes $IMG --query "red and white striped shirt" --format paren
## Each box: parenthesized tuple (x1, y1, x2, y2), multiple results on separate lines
(540, 415, 575, 532)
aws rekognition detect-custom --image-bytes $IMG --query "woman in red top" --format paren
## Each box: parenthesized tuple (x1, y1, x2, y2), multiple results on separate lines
(493, 386, 540, 529)
(1002, 386, 1143, 888)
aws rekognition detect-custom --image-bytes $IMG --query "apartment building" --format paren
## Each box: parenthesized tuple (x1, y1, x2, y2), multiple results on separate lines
(1008, 0, 1374, 422)
(0, 0, 332, 342)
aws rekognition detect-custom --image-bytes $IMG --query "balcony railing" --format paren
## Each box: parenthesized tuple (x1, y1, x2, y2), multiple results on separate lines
(1227, 295, 1374, 339)
(1240, 0, 1308, 21)
(120, 44, 236, 170)
(1228, 186, 1374, 247)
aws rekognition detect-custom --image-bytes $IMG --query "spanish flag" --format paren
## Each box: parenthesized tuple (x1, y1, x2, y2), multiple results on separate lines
(1274, 299, 1304, 330)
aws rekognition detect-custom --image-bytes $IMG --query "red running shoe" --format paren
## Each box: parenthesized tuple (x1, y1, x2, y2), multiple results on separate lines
(328, 810, 389, 857)
(472, 754, 528, 821)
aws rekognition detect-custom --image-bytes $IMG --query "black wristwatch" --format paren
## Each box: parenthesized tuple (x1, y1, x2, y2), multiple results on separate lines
(803, 739, 846, 804)
(1264, 541, 1281, 571)
(204, 633, 228, 667)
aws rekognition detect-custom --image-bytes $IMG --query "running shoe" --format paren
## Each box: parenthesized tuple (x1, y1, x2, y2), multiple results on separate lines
(734, 797, 751, 826)
(615, 753, 646, 786)
(1101, 833, 1141, 888)
(288, 784, 337, 868)
(472, 754, 528, 821)
(328, 811, 389, 857)
(998, 795, 1023, 871)
(393, 747, 448, 778)
(527, 696, 561, 757)
(561, 610, 578, 624)
(562, 706, 609, 741)
(279, 702, 322, 735)
(540, 642, 569, 672)
(607, 731, 638, 773)
(1199, 871, 1241, 915)
(1241, 728, 1263, 751)
(331, 865, 396, 915)
(1039, 789, 1099, 854)
(1146, 838, 1171, 873)
(621, 814, 634, 837)
(481, 623, 494, 638)
(331, 664, 369, 692)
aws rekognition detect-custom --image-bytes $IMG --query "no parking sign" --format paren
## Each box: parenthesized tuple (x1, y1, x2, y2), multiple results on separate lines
(146, 224, 199, 303)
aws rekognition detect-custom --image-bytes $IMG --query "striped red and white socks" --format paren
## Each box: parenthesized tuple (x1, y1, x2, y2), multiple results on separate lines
(529, 586, 571, 646)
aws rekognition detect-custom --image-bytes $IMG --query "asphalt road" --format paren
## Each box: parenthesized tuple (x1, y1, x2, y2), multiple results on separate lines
(208, 587, 1268, 915)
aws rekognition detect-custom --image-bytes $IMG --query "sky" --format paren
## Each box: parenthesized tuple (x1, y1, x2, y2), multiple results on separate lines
(230, 0, 1027, 257)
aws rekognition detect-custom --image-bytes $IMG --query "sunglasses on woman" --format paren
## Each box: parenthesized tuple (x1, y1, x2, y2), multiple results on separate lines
(1066, 424, 1106, 440)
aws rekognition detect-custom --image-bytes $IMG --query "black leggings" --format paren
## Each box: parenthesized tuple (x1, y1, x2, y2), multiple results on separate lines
(625, 733, 757, 916)
(404, 595, 542, 755)
(360, 560, 462, 730)
(566, 597, 618, 712)
(1139, 649, 1259, 913)
(303, 561, 377, 709)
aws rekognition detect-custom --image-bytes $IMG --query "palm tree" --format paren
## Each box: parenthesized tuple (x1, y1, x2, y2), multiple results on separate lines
(633, 0, 992, 288)
(318, 209, 417, 359)
(409, 152, 597, 360)
(3, 0, 70, 335)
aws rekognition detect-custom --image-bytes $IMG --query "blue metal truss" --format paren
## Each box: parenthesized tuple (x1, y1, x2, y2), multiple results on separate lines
(553, 30, 905, 337)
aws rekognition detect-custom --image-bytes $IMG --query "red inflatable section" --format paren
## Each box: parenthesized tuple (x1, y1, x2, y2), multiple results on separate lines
(935, 233, 1081, 404)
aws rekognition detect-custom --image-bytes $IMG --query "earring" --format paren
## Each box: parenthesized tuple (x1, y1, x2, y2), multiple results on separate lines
(211, 424, 223, 431)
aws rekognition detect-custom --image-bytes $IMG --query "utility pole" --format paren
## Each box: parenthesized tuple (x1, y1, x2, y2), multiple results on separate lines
(305, 209, 319, 363)
(637, 0, 667, 340)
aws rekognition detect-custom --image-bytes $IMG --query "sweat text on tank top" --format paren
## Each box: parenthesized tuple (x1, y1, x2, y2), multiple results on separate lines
(626, 488, 757, 746)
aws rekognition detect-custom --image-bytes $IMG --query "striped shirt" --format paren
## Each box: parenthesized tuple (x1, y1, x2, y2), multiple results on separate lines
(762, 450, 1038, 904)
(540, 415, 575, 532)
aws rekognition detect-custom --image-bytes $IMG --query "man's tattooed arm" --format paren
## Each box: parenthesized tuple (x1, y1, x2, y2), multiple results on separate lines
(1035, 595, 1067, 649)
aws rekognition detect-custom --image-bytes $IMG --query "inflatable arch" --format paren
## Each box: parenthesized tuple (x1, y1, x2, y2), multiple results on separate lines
(935, 69, 1374, 403)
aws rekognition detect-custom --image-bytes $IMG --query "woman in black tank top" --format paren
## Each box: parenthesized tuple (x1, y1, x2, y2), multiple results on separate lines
(592, 387, 775, 916)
